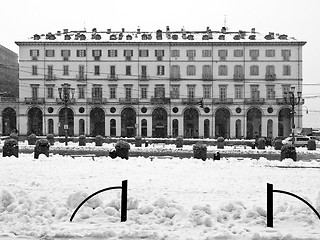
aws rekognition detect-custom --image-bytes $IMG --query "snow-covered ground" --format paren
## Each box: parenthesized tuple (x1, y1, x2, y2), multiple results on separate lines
(1, 143, 320, 240)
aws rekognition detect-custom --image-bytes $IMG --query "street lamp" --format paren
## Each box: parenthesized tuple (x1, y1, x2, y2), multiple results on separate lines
(58, 83, 75, 146)
(284, 86, 302, 144)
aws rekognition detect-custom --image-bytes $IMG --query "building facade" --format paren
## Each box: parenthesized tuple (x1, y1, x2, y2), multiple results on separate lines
(0, 44, 19, 135)
(15, 27, 306, 138)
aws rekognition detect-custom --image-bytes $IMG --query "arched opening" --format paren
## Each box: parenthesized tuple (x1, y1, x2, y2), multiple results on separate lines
(184, 107, 199, 138)
(2, 107, 17, 135)
(27, 107, 43, 135)
(278, 108, 291, 137)
(110, 119, 116, 136)
(172, 119, 179, 138)
(215, 108, 230, 138)
(58, 107, 74, 136)
(152, 107, 168, 138)
(204, 119, 210, 138)
(90, 107, 105, 136)
(141, 119, 147, 137)
(121, 108, 136, 137)
(79, 119, 85, 136)
(267, 119, 273, 138)
(247, 108, 262, 139)
(236, 119, 242, 139)
(48, 119, 54, 134)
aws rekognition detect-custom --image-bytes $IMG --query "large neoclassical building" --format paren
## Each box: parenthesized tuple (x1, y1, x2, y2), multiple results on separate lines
(15, 27, 306, 138)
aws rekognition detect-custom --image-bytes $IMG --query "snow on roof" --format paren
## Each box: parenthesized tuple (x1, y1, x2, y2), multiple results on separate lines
(16, 27, 306, 45)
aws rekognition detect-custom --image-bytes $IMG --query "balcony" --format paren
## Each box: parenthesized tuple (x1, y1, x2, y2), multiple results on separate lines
(119, 98, 139, 104)
(150, 97, 171, 105)
(25, 97, 45, 104)
(45, 74, 56, 81)
(265, 74, 276, 81)
(233, 74, 244, 81)
(56, 98, 76, 104)
(87, 98, 107, 104)
(276, 98, 305, 105)
(170, 73, 181, 81)
(108, 74, 118, 81)
(244, 98, 265, 104)
(76, 74, 87, 81)
(182, 97, 202, 105)
(139, 74, 150, 81)
(202, 74, 213, 81)
(213, 98, 233, 104)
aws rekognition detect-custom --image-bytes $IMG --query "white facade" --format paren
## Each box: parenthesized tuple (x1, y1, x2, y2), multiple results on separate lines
(15, 27, 306, 138)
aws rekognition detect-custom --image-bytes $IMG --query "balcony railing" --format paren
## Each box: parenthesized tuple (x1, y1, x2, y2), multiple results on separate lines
(182, 97, 202, 105)
(202, 74, 213, 81)
(108, 74, 118, 81)
(56, 98, 76, 104)
(45, 74, 56, 81)
(276, 98, 305, 105)
(76, 74, 87, 81)
(119, 98, 139, 104)
(87, 98, 107, 104)
(244, 98, 265, 104)
(213, 98, 233, 104)
(150, 97, 171, 104)
(265, 74, 276, 81)
(170, 74, 181, 81)
(233, 74, 244, 81)
(25, 97, 45, 104)
(139, 74, 150, 81)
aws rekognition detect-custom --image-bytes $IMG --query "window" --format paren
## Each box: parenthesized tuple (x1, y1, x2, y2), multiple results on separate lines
(170, 65, 180, 79)
(94, 65, 100, 75)
(30, 49, 39, 57)
(218, 50, 228, 60)
(155, 50, 165, 57)
(234, 49, 243, 57)
(235, 85, 243, 99)
(187, 65, 196, 76)
(234, 65, 244, 77)
(282, 50, 291, 61)
(32, 65, 38, 75)
(125, 86, 132, 99)
(218, 65, 228, 76)
(78, 86, 85, 99)
(202, 65, 212, 79)
(45, 50, 55, 57)
(186, 50, 196, 60)
(250, 65, 259, 76)
(141, 66, 147, 79)
(266, 85, 275, 99)
(92, 50, 102, 57)
(141, 86, 148, 99)
(31, 85, 38, 99)
(110, 66, 116, 78)
(249, 50, 259, 60)
(219, 85, 227, 99)
(77, 50, 86, 57)
(79, 65, 85, 78)
(171, 85, 180, 98)
(283, 65, 291, 76)
(266, 65, 275, 75)
(266, 49, 275, 57)
(63, 65, 69, 76)
(203, 85, 211, 98)
(47, 86, 54, 99)
(187, 85, 195, 98)
(109, 85, 116, 99)
(92, 86, 102, 98)
(126, 66, 131, 76)
(61, 50, 70, 57)
(282, 85, 290, 97)
(251, 85, 259, 99)
(202, 50, 212, 57)
(171, 50, 180, 58)
(157, 65, 165, 75)
(124, 50, 133, 57)
(47, 65, 53, 78)
(108, 50, 118, 57)
(139, 50, 149, 57)
(155, 85, 165, 98)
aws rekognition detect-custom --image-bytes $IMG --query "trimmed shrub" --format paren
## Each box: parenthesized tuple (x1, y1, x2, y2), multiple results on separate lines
(46, 134, 55, 146)
(9, 133, 19, 141)
(3, 138, 18, 158)
(257, 138, 266, 149)
(281, 144, 297, 161)
(79, 135, 86, 146)
(176, 136, 183, 148)
(28, 134, 37, 145)
(109, 148, 117, 158)
(95, 135, 104, 146)
(115, 140, 130, 160)
(34, 139, 50, 159)
(193, 142, 207, 161)
(307, 139, 316, 150)
(217, 137, 224, 149)
(274, 139, 283, 150)
(135, 136, 142, 147)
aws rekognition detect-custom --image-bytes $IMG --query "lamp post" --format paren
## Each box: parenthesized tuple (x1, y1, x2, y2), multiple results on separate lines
(58, 83, 75, 146)
(284, 86, 302, 144)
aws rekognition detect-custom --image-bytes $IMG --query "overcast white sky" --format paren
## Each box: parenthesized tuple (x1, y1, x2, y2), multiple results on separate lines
(1, 0, 320, 128)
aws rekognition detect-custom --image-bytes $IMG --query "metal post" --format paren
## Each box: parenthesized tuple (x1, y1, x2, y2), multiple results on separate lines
(291, 95, 295, 145)
(121, 180, 128, 222)
(267, 183, 273, 227)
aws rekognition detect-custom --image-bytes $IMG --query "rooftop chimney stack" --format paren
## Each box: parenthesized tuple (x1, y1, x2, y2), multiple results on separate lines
(251, 28, 256, 33)
(63, 29, 68, 34)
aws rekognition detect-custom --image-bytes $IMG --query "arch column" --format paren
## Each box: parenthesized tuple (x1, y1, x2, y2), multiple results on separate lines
(261, 116, 268, 136)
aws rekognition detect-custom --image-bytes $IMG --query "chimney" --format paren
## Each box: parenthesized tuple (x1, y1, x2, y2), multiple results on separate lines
(107, 29, 111, 34)
(166, 26, 170, 32)
(221, 27, 226, 34)
(122, 28, 125, 33)
(137, 27, 141, 34)
(63, 29, 68, 34)
(251, 28, 255, 33)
